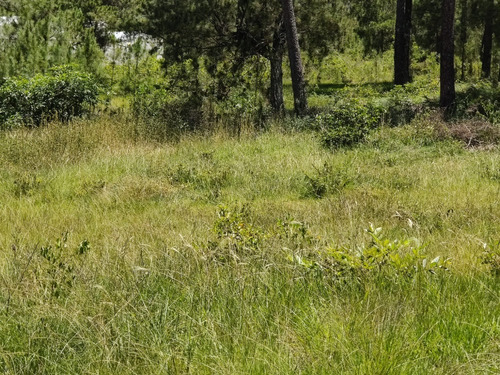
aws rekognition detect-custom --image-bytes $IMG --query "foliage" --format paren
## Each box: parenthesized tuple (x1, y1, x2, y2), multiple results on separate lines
(351, 0, 396, 54)
(454, 82, 500, 124)
(204, 205, 264, 262)
(0, 3, 105, 79)
(289, 225, 450, 280)
(303, 162, 353, 198)
(131, 82, 204, 139)
(314, 102, 383, 148)
(382, 82, 433, 126)
(37, 232, 91, 298)
(0, 66, 100, 127)
(482, 240, 500, 275)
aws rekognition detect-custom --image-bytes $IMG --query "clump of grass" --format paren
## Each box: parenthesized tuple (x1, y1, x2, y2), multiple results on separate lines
(303, 162, 354, 198)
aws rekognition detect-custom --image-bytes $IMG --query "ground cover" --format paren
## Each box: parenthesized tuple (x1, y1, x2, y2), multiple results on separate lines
(0, 115, 499, 374)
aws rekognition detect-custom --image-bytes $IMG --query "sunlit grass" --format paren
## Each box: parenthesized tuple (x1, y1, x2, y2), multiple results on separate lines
(0, 116, 499, 374)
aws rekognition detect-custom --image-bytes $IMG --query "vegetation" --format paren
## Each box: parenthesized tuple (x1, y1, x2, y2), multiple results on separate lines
(1, 0, 500, 373)
(0, 117, 499, 373)
(0, 66, 99, 128)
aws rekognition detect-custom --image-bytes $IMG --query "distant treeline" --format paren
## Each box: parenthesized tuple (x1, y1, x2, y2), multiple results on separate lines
(0, 0, 498, 114)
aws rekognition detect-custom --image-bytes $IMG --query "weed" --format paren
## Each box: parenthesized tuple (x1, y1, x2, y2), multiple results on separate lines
(289, 225, 450, 280)
(482, 240, 500, 275)
(303, 162, 353, 198)
(167, 162, 229, 201)
(204, 205, 264, 262)
(479, 159, 500, 181)
(37, 233, 91, 298)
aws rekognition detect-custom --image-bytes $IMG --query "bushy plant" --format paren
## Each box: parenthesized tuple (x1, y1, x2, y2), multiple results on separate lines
(0, 66, 100, 128)
(454, 82, 500, 124)
(203, 205, 265, 263)
(383, 83, 433, 126)
(289, 225, 450, 279)
(314, 102, 383, 148)
(482, 240, 500, 276)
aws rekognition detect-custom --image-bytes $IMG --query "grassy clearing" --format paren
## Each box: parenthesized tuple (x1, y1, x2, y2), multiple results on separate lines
(0, 116, 499, 374)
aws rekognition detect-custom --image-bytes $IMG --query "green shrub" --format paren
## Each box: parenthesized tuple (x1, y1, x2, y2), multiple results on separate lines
(203, 205, 264, 263)
(383, 84, 430, 126)
(289, 225, 450, 280)
(482, 240, 500, 276)
(314, 102, 383, 148)
(454, 82, 500, 124)
(0, 65, 100, 128)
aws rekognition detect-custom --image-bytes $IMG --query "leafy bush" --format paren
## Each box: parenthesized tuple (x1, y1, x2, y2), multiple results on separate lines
(383, 84, 430, 126)
(203, 205, 264, 263)
(482, 240, 500, 276)
(454, 82, 500, 124)
(0, 65, 100, 128)
(38, 233, 91, 298)
(289, 225, 450, 280)
(314, 102, 383, 148)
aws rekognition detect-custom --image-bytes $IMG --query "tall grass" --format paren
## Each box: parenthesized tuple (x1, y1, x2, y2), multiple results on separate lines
(0, 115, 499, 374)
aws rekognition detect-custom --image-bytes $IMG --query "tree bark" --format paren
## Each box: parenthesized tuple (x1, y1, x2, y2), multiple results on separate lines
(459, 0, 467, 80)
(270, 16, 286, 114)
(281, 0, 307, 116)
(480, 0, 494, 78)
(440, 0, 456, 109)
(394, 0, 413, 85)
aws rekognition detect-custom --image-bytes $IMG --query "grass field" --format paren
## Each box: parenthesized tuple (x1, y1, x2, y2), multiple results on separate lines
(0, 115, 499, 374)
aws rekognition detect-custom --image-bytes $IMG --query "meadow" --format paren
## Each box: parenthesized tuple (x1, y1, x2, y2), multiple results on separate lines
(0, 113, 499, 374)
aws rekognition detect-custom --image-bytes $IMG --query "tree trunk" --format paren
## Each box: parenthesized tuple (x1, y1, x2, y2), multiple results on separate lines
(270, 16, 286, 114)
(394, 0, 413, 85)
(481, 0, 494, 78)
(440, 0, 456, 109)
(281, 0, 307, 116)
(459, 0, 467, 80)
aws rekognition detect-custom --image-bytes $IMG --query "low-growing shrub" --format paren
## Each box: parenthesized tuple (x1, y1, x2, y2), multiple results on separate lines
(454, 82, 500, 124)
(203, 205, 264, 263)
(313, 102, 383, 148)
(0, 65, 100, 127)
(289, 225, 450, 280)
(482, 240, 500, 276)
(382, 90, 429, 126)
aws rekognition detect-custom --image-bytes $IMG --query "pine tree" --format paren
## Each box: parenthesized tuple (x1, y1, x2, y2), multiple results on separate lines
(440, 0, 456, 108)
(281, 0, 307, 116)
(394, 0, 413, 85)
